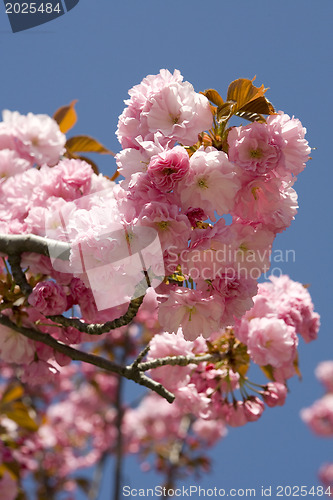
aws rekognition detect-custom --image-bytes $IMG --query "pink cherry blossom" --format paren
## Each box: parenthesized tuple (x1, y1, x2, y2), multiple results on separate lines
(0, 149, 31, 179)
(228, 121, 281, 175)
(148, 330, 195, 392)
(301, 394, 333, 437)
(246, 317, 298, 368)
(117, 69, 212, 148)
(262, 382, 287, 407)
(2, 109, 66, 166)
(192, 418, 227, 446)
(0, 322, 35, 364)
(144, 81, 213, 146)
(243, 396, 265, 422)
(319, 463, 333, 490)
(138, 201, 191, 252)
(175, 147, 241, 220)
(232, 176, 298, 234)
(316, 361, 333, 393)
(266, 112, 311, 178)
(158, 288, 223, 341)
(28, 281, 68, 316)
(147, 145, 190, 191)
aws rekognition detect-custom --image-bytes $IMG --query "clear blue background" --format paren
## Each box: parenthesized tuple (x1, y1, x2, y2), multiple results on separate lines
(0, 0, 332, 498)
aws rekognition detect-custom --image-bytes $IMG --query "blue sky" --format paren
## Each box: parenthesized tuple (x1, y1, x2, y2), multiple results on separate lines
(1, 0, 333, 497)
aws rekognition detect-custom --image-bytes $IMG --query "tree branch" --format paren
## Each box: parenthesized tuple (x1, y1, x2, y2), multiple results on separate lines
(0, 313, 175, 403)
(0, 233, 70, 260)
(136, 352, 226, 372)
(48, 295, 145, 334)
(7, 254, 33, 296)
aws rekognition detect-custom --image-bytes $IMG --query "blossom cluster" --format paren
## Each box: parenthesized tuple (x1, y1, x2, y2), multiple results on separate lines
(0, 70, 320, 498)
(115, 69, 310, 342)
(301, 361, 333, 495)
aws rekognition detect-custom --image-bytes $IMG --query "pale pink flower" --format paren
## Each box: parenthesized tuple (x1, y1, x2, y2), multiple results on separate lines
(232, 176, 298, 234)
(116, 70, 184, 149)
(3, 110, 66, 166)
(266, 112, 311, 178)
(158, 288, 222, 340)
(319, 463, 333, 490)
(190, 222, 274, 280)
(316, 361, 333, 393)
(0, 121, 16, 150)
(261, 275, 320, 343)
(116, 135, 166, 188)
(148, 330, 195, 392)
(243, 396, 265, 422)
(192, 419, 227, 446)
(175, 148, 241, 220)
(138, 201, 191, 252)
(147, 145, 190, 191)
(301, 394, 333, 436)
(21, 360, 59, 386)
(117, 70, 212, 148)
(262, 382, 287, 407)
(198, 274, 258, 327)
(223, 401, 247, 427)
(34, 159, 93, 203)
(247, 317, 298, 368)
(0, 149, 31, 179)
(0, 323, 35, 364)
(228, 121, 281, 175)
(144, 81, 213, 146)
(28, 281, 68, 316)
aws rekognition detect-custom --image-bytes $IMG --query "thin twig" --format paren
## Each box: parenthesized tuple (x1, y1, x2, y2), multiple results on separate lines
(136, 352, 226, 372)
(48, 295, 145, 335)
(164, 415, 192, 496)
(131, 344, 150, 370)
(113, 333, 129, 500)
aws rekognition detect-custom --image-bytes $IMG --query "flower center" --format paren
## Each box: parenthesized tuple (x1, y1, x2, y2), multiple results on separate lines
(250, 148, 263, 159)
(197, 178, 208, 189)
(251, 186, 260, 200)
(158, 221, 169, 230)
(163, 167, 177, 176)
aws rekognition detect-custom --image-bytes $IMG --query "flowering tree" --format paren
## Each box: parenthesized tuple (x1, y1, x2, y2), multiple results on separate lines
(301, 361, 333, 496)
(0, 70, 321, 499)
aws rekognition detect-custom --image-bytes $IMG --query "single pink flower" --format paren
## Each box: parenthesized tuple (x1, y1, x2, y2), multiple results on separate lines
(247, 317, 298, 368)
(28, 281, 68, 316)
(262, 382, 287, 407)
(158, 288, 223, 341)
(3, 109, 66, 166)
(175, 148, 241, 220)
(228, 121, 281, 175)
(147, 145, 190, 191)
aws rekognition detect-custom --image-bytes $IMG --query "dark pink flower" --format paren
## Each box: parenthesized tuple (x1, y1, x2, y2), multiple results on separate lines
(28, 281, 68, 316)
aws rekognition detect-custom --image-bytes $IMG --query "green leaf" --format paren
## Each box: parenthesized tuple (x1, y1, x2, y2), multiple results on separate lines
(66, 135, 114, 156)
(53, 100, 78, 134)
